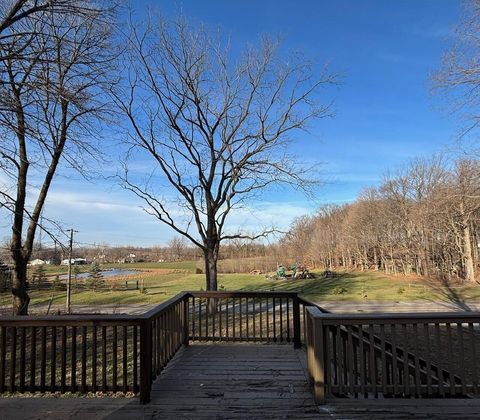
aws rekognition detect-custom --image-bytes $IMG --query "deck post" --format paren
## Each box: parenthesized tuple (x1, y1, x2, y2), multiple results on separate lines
(139, 319, 152, 404)
(292, 295, 301, 348)
(183, 297, 190, 346)
(306, 309, 314, 385)
(306, 307, 326, 404)
(312, 316, 326, 404)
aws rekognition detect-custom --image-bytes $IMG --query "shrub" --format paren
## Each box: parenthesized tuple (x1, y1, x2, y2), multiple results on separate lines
(332, 286, 347, 295)
(397, 286, 405, 295)
(52, 275, 65, 291)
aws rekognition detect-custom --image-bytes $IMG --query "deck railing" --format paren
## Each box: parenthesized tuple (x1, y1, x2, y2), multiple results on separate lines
(306, 308, 480, 404)
(2, 291, 479, 405)
(0, 291, 302, 403)
(187, 291, 301, 346)
(0, 292, 190, 403)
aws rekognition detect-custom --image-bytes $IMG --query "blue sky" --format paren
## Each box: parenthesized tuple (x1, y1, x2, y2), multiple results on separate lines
(0, 0, 463, 248)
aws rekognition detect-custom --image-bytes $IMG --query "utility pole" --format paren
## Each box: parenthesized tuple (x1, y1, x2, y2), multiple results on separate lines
(66, 229, 78, 314)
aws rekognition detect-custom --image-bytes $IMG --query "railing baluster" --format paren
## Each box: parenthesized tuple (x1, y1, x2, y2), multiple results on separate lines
(198, 298, 202, 340)
(446, 323, 454, 395)
(40, 327, 46, 393)
(252, 298, 256, 340)
(50, 326, 56, 393)
(112, 325, 118, 392)
(206, 298, 209, 340)
(402, 324, 408, 396)
(245, 297, 249, 341)
(338, 325, 344, 394)
(380, 324, 387, 396)
(92, 326, 97, 393)
(133, 325, 138, 394)
(232, 298, 236, 339)
(122, 326, 128, 393)
(347, 325, 354, 395)
(423, 323, 432, 396)
(0, 327, 5, 393)
(9, 327, 17, 393)
(266, 297, 269, 340)
(102, 326, 108, 392)
(61, 326, 66, 393)
(226, 298, 229, 340)
(469, 322, 478, 394)
(162, 312, 166, 365)
(279, 297, 283, 342)
(81, 326, 87, 393)
(218, 298, 222, 341)
(358, 324, 366, 397)
(286, 298, 290, 342)
(212, 298, 216, 341)
(391, 324, 398, 396)
(152, 319, 157, 375)
(259, 299, 263, 341)
(239, 297, 242, 340)
(457, 322, 466, 396)
(368, 324, 376, 397)
(434, 323, 444, 397)
(71, 326, 76, 393)
(19, 327, 26, 393)
(272, 297, 276, 342)
(412, 324, 421, 397)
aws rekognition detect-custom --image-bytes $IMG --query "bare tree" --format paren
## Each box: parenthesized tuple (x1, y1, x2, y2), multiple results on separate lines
(0, 1, 116, 314)
(433, 0, 480, 138)
(114, 16, 335, 291)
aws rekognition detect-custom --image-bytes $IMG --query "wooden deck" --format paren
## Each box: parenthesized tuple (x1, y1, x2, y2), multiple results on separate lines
(1, 343, 480, 419)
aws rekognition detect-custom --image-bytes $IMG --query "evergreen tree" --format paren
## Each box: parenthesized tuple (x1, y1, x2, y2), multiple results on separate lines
(31, 264, 48, 289)
(86, 261, 105, 291)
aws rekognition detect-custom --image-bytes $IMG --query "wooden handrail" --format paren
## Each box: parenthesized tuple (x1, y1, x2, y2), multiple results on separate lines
(308, 311, 480, 324)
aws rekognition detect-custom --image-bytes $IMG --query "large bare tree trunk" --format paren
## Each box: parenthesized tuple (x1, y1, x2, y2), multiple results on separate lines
(11, 254, 29, 315)
(204, 246, 219, 291)
(462, 221, 476, 282)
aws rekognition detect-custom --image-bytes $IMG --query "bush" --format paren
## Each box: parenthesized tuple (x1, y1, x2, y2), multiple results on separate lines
(52, 275, 65, 291)
(397, 286, 405, 295)
(332, 286, 347, 295)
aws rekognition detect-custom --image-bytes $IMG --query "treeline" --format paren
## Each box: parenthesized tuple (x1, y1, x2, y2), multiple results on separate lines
(286, 156, 480, 282)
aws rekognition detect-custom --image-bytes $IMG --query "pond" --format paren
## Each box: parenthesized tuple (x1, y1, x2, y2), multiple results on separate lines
(60, 268, 140, 279)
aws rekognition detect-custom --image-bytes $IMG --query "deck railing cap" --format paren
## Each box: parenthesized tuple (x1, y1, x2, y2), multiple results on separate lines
(306, 310, 480, 324)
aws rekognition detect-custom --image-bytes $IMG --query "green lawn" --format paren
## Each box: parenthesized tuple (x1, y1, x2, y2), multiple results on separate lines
(3, 264, 480, 309)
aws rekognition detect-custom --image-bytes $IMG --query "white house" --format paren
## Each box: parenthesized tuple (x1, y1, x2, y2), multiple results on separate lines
(29, 259, 47, 266)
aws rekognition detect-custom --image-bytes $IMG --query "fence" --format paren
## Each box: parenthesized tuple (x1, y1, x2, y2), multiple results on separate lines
(306, 308, 480, 404)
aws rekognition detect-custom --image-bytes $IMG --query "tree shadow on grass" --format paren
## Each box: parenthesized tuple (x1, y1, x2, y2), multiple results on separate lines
(239, 271, 365, 300)
(422, 276, 473, 312)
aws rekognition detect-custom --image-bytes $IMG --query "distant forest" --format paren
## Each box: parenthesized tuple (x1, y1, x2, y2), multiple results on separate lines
(3, 154, 479, 284)
(287, 155, 480, 283)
